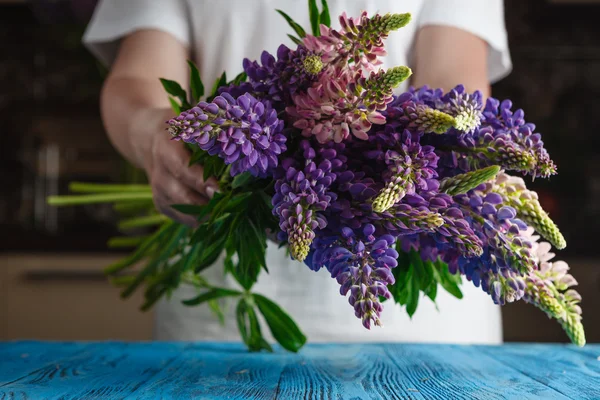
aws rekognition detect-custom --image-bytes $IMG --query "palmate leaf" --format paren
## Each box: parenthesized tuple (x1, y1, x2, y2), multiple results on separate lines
(237, 298, 273, 352)
(254, 294, 307, 352)
(276, 9, 307, 38)
(390, 245, 464, 317)
(182, 288, 242, 306)
(319, 0, 331, 27)
(308, 0, 320, 36)
(207, 71, 227, 102)
(160, 78, 191, 110)
(187, 60, 204, 103)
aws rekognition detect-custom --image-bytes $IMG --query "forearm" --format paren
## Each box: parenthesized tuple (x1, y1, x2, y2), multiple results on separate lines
(411, 25, 490, 97)
(99, 29, 189, 169)
(101, 76, 172, 169)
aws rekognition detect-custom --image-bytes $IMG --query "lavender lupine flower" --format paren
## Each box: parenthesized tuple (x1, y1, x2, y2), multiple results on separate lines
(447, 125, 538, 175)
(383, 202, 443, 235)
(384, 95, 456, 135)
(167, 92, 286, 177)
(522, 229, 585, 346)
(483, 98, 556, 178)
(304, 11, 411, 74)
(489, 172, 566, 249)
(441, 85, 483, 134)
(453, 190, 537, 276)
(312, 224, 399, 329)
(272, 140, 344, 260)
(235, 45, 325, 106)
(287, 67, 374, 142)
(357, 66, 412, 111)
(397, 192, 484, 262)
(372, 131, 439, 212)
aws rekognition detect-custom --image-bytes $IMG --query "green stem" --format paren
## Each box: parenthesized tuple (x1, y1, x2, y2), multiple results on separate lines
(69, 182, 152, 193)
(113, 201, 156, 215)
(118, 214, 169, 230)
(47, 192, 154, 206)
(107, 236, 149, 248)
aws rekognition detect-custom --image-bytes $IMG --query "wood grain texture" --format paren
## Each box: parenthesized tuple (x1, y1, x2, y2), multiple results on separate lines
(481, 344, 600, 400)
(0, 342, 598, 400)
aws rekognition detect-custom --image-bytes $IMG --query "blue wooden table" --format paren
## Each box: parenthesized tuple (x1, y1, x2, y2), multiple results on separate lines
(0, 342, 599, 399)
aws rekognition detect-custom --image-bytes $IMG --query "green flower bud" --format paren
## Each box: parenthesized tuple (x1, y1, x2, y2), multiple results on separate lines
(411, 105, 456, 134)
(440, 165, 501, 195)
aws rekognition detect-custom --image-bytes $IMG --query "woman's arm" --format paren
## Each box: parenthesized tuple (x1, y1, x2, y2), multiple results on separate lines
(101, 30, 217, 226)
(411, 25, 490, 97)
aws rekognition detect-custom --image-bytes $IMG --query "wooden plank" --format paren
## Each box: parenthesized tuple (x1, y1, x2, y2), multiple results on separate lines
(480, 344, 600, 400)
(0, 342, 185, 400)
(383, 343, 569, 400)
(1, 342, 598, 399)
(275, 344, 426, 400)
(0, 341, 89, 385)
(125, 342, 291, 400)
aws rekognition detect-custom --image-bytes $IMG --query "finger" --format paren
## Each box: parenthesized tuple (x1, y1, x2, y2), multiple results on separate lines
(158, 203, 200, 228)
(153, 179, 208, 228)
(161, 142, 219, 196)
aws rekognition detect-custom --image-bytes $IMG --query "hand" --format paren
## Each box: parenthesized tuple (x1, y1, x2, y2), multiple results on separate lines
(134, 108, 219, 227)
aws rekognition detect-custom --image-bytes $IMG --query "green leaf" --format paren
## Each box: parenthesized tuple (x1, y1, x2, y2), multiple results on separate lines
(223, 192, 253, 213)
(236, 298, 273, 352)
(121, 224, 188, 299)
(202, 155, 227, 182)
(434, 259, 463, 299)
(231, 172, 255, 189)
(287, 34, 303, 46)
(231, 72, 248, 86)
(189, 148, 207, 166)
(425, 280, 438, 303)
(232, 218, 266, 290)
(187, 60, 204, 102)
(171, 204, 206, 215)
(405, 265, 420, 318)
(168, 97, 181, 114)
(276, 9, 307, 38)
(209, 71, 228, 100)
(182, 288, 241, 306)
(160, 78, 189, 108)
(319, 0, 331, 27)
(308, 0, 320, 36)
(254, 294, 306, 352)
(104, 221, 174, 275)
(208, 299, 226, 326)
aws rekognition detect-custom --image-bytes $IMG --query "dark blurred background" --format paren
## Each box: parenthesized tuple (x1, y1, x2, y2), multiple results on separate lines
(0, 0, 598, 343)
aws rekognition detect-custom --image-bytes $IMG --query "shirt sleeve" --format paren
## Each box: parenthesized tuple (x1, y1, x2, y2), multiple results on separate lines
(82, 0, 191, 67)
(417, 0, 512, 83)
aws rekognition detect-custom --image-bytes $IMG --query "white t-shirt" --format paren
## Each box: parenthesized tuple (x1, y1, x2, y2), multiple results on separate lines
(84, 0, 511, 344)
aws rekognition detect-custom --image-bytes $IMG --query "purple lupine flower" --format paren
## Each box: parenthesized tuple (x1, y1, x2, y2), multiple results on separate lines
(272, 140, 344, 260)
(441, 85, 483, 133)
(372, 130, 439, 212)
(449, 185, 537, 288)
(167, 92, 286, 177)
(482, 98, 556, 178)
(304, 11, 411, 75)
(232, 45, 325, 108)
(312, 224, 399, 329)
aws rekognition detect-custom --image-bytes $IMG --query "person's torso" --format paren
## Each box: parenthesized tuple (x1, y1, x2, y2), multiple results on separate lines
(186, 0, 424, 90)
(155, 0, 503, 344)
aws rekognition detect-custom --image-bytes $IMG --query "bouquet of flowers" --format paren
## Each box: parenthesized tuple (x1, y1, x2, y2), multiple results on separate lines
(50, 0, 586, 351)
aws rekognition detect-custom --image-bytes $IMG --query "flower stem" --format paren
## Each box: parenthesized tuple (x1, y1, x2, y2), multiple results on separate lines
(69, 182, 152, 193)
(47, 192, 154, 206)
(107, 236, 149, 248)
(118, 214, 169, 230)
